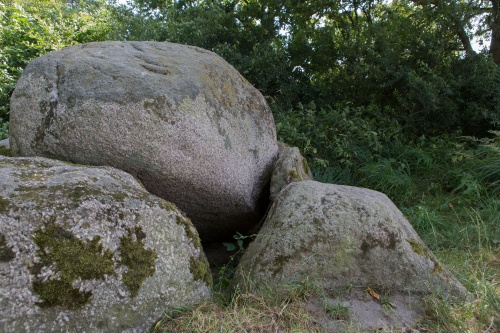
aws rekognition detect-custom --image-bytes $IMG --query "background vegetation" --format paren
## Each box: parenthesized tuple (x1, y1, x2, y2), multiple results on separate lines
(1, 0, 498, 331)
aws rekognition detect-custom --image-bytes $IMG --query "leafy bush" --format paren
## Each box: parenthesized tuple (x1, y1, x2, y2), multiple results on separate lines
(470, 131, 500, 197)
(359, 158, 416, 206)
(275, 102, 403, 169)
(0, 0, 114, 124)
(0, 120, 8, 140)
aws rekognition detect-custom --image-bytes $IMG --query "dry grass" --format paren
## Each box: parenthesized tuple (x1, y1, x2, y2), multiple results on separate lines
(151, 190, 499, 333)
(149, 246, 499, 333)
(152, 292, 324, 333)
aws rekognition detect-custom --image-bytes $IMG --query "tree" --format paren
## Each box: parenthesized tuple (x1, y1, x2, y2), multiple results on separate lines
(491, 0, 500, 63)
(410, 0, 500, 63)
(0, 0, 115, 135)
(2, 0, 497, 139)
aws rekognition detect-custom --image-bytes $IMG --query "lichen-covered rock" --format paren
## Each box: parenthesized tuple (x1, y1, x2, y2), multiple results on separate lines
(0, 156, 211, 333)
(10, 41, 278, 241)
(234, 181, 467, 299)
(269, 146, 312, 201)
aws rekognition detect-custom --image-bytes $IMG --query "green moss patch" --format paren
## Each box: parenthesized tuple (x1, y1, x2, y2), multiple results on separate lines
(11, 182, 132, 210)
(176, 215, 201, 249)
(0, 146, 12, 156)
(408, 238, 426, 256)
(0, 233, 15, 262)
(32, 279, 92, 309)
(31, 220, 115, 309)
(68, 185, 129, 204)
(273, 255, 292, 276)
(302, 158, 310, 175)
(408, 238, 443, 274)
(118, 226, 157, 298)
(189, 255, 213, 286)
(0, 194, 10, 214)
(288, 169, 303, 181)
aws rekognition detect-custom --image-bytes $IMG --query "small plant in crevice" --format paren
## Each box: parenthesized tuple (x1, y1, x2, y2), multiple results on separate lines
(211, 232, 257, 301)
(222, 232, 255, 252)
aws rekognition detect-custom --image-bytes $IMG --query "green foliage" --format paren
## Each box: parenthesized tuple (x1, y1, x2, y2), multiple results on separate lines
(222, 232, 252, 252)
(275, 102, 403, 170)
(324, 303, 349, 321)
(0, 0, 114, 124)
(4, 0, 498, 138)
(277, 102, 499, 253)
(0, 120, 9, 140)
(359, 158, 416, 206)
(470, 131, 500, 196)
(0, 1, 497, 330)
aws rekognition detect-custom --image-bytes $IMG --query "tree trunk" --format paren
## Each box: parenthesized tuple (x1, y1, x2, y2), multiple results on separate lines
(411, 0, 476, 57)
(455, 17, 475, 56)
(491, 0, 500, 64)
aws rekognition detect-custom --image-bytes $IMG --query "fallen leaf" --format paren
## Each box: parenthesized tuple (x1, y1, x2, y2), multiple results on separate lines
(367, 287, 380, 301)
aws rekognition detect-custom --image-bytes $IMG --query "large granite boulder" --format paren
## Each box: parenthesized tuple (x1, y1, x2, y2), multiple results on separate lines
(9, 41, 278, 241)
(0, 156, 211, 333)
(233, 181, 468, 327)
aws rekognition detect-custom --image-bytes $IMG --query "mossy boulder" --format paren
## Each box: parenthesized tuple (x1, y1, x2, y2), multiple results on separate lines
(0, 156, 211, 333)
(234, 180, 467, 299)
(269, 145, 312, 201)
(9, 41, 278, 242)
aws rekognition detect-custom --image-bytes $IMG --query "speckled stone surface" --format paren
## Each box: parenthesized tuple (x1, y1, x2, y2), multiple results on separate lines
(9, 41, 278, 241)
(269, 146, 312, 201)
(0, 156, 211, 333)
(234, 181, 467, 299)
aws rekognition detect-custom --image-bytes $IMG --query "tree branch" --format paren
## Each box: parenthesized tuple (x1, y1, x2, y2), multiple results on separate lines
(410, 0, 477, 57)
(490, 0, 500, 63)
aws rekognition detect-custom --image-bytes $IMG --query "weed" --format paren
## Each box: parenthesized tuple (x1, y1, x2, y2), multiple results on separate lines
(222, 232, 255, 252)
(324, 303, 350, 320)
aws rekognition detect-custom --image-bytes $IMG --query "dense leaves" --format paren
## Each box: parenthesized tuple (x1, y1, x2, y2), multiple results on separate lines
(1, 0, 499, 152)
(109, 0, 500, 137)
(0, 0, 114, 138)
(1, 2, 499, 329)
